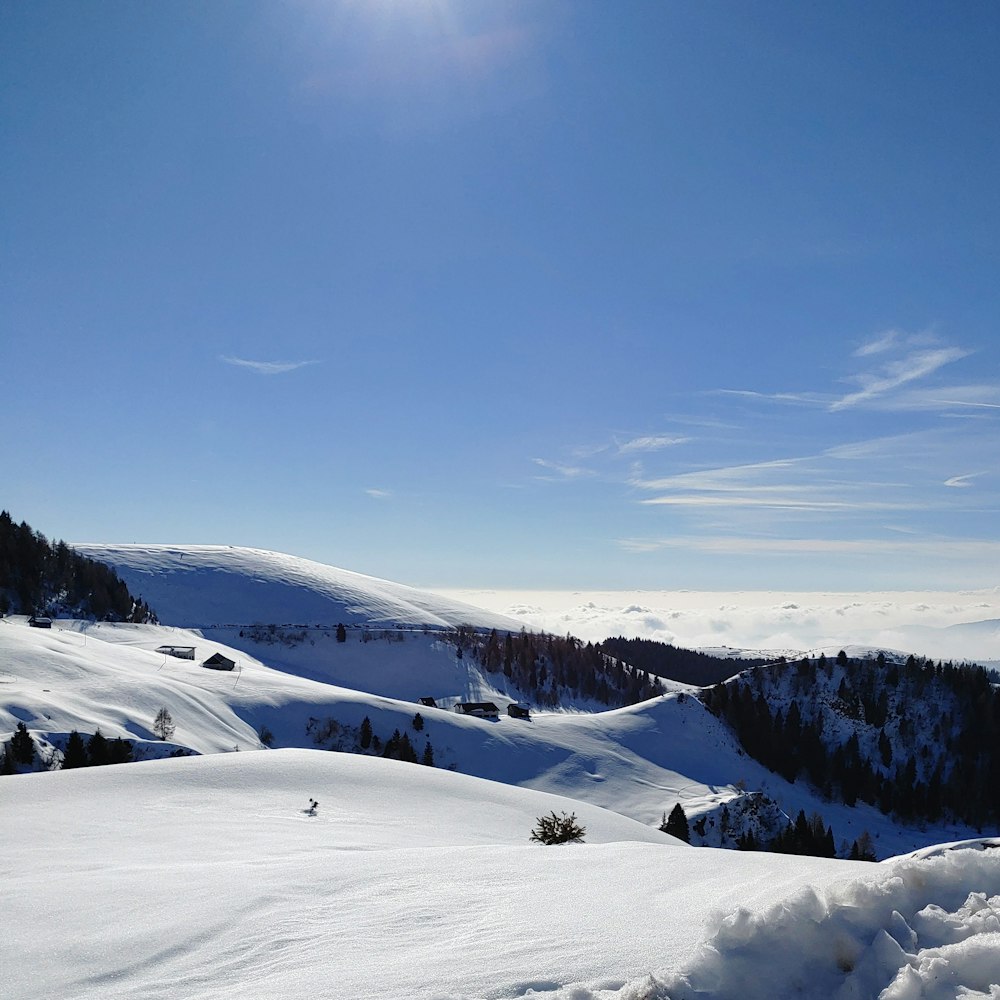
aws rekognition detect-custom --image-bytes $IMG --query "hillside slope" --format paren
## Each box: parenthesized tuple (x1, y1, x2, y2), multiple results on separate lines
(1, 618, 982, 858)
(4, 750, 999, 1000)
(71, 543, 522, 631)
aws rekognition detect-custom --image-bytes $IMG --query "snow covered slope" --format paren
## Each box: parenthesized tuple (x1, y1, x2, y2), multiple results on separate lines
(71, 543, 523, 631)
(4, 750, 999, 1000)
(0, 617, 982, 859)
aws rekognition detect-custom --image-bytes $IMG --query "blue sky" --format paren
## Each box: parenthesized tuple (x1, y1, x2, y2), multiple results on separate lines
(2, 1, 998, 590)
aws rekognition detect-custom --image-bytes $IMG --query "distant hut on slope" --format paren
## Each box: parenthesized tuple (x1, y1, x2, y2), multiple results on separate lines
(454, 701, 500, 720)
(202, 652, 236, 671)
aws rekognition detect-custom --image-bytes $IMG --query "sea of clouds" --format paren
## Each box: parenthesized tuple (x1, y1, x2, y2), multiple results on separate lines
(434, 589, 1000, 664)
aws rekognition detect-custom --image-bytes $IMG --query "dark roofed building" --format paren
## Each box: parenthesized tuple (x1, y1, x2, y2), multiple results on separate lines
(203, 652, 236, 671)
(507, 703, 530, 720)
(454, 701, 500, 720)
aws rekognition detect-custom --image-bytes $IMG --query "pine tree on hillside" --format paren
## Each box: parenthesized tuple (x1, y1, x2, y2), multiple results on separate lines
(11, 722, 35, 765)
(663, 803, 690, 843)
(87, 729, 109, 766)
(108, 737, 133, 764)
(62, 730, 88, 769)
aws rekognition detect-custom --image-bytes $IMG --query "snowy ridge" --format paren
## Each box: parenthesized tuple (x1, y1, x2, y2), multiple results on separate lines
(71, 543, 524, 631)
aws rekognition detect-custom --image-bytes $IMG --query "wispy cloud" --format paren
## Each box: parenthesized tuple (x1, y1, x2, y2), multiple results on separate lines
(617, 435, 691, 453)
(221, 356, 319, 375)
(630, 457, 808, 493)
(943, 473, 985, 489)
(718, 333, 986, 415)
(854, 329, 901, 357)
(831, 344, 969, 411)
(365, 488, 392, 499)
(714, 389, 826, 407)
(638, 495, 916, 511)
(532, 458, 595, 480)
(618, 535, 1000, 559)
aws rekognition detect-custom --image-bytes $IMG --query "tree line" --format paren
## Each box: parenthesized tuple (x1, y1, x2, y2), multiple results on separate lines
(306, 712, 437, 767)
(0, 511, 156, 622)
(600, 636, 767, 686)
(454, 626, 665, 708)
(701, 651, 1000, 829)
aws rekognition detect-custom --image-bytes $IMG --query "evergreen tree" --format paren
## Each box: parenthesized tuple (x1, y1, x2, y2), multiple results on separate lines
(336, 623, 347, 643)
(398, 732, 417, 763)
(11, 722, 35, 765)
(412, 713, 424, 732)
(359, 716, 373, 750)
(851, 831, 877, 861)
(664, 803, 690, 843)
(108, 737, 133, 764)
(87, 729, 109, 766)
(62, 730, 88, 769)
(421, 740, 434, 767)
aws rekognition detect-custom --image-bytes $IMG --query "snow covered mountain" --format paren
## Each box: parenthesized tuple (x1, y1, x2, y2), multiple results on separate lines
(71, 543, 524, 631)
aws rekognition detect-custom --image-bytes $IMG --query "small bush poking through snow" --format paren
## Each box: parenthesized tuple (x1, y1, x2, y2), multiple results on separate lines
(530, 811, 586, 845)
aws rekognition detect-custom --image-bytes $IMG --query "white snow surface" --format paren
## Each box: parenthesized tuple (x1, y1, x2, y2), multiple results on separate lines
(5, 547, 1000, 997)
(1, 617, 978, 858)
(71, 542, 524, 631)
(3, 751, 1000, 1000)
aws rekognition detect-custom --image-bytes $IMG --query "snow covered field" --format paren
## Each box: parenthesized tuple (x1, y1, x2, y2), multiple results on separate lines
(3, 751, 999, 1000)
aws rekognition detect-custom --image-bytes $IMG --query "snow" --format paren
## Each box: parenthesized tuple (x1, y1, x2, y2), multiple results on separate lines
(70, 543, 524, 631)
(3, 751, 999, 1000)
(4, 545, 1000, 998)
(2, 616, 977, 858)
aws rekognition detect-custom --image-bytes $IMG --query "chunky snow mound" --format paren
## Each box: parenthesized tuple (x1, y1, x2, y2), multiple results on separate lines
(640, 845, 1000, 1000)
(72, 543, 524, 630)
